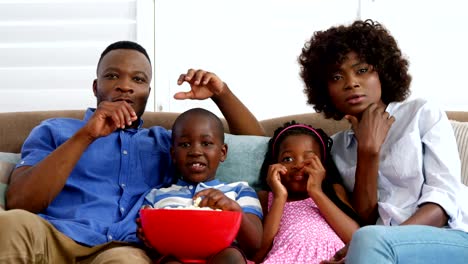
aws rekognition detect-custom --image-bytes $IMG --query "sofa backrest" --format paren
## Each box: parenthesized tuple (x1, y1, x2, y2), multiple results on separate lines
(1, 110, 468, 153)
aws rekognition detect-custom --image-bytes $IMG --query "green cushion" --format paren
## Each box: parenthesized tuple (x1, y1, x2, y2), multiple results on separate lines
(216, 134, 270, 189)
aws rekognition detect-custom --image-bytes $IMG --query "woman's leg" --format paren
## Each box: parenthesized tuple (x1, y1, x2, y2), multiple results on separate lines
(346, 225, 468, 264)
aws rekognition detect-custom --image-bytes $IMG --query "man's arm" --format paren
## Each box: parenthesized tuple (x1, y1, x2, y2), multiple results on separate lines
(6, 101, 137, 212)
(211, 84, 264, 136)
(7, 129, 95, 212)
(174, 69, 265, 136)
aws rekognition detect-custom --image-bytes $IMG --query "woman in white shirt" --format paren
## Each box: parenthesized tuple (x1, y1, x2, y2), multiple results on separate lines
(298, 19, 468, 263)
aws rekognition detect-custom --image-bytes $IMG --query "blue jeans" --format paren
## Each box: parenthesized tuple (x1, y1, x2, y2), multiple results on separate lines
(346, 225, 468, 264)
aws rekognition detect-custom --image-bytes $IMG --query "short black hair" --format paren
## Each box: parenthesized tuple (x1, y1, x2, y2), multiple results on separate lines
(298, 19, 412, 120)
(171, 108, 225, 145)
(97, 40, 151, 73)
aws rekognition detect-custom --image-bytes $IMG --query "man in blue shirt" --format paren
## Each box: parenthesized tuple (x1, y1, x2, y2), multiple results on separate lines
(1, 41, 264, 263)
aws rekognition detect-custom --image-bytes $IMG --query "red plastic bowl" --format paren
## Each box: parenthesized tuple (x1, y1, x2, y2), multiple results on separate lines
(140, 208, 242, 263)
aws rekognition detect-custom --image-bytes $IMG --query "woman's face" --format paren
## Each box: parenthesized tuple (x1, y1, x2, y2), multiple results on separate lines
(327, 51, 385, 119)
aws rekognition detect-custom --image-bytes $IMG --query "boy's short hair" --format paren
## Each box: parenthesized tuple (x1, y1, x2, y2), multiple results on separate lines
(171, 108, 225, 144)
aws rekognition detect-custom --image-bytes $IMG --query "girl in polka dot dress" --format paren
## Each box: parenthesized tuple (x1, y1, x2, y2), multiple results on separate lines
(252, 121, 361, 264)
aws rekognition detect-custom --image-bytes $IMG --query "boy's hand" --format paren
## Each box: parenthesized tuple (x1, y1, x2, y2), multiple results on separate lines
(136, 217, 152, 249)
(266, 164, 288, 200)
(174, 69, 226, 100)
(136, 209, 153, 249)
(193, 188, 242, 212)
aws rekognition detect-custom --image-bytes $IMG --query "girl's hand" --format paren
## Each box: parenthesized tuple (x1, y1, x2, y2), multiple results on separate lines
(266, 164, 288, 200)
(193, 188, 242, 212)
(345, 103, 394, 154)
(174, 69, 226, 100)
(320, 244, 348, 263)
(302, 155, 326, 195)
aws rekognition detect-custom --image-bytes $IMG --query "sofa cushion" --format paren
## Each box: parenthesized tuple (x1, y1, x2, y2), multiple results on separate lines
(217, 134, 270, 189)
(450, 121, 468, 185)
(0, 152, 21, 211)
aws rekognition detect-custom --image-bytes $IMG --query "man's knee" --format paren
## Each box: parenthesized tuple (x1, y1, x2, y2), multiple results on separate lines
(0, 209, 42, 238)
(89, 246, 152, 264)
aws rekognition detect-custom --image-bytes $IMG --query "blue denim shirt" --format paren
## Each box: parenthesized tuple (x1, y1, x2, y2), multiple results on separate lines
(17, 108, 174, 246)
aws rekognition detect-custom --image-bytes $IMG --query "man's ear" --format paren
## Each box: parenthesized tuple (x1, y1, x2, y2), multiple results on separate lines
(220, 143, 228, 162)
(92, 79, 98, 97)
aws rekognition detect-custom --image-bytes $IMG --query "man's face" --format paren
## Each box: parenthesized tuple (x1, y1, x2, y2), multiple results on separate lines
(93, 49, 152, 118)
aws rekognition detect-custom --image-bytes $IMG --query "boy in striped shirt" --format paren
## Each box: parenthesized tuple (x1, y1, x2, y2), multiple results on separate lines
(143, 107, 263, 263)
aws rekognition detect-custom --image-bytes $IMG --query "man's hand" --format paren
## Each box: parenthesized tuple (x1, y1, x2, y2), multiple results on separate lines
(83, 101, 137, 140)
(174, 69, 226, 100)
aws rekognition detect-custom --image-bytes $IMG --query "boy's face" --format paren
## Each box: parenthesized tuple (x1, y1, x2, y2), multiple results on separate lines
(93, 49, 152, 118)
(327, 51, 384, 119)
(171, 116, 227, 183)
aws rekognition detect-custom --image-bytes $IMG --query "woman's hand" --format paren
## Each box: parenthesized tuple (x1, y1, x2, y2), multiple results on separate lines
(345, 103, 394, 154)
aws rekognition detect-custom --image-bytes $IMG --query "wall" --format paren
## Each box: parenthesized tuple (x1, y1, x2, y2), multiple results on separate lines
(0, 0, 154, 112)
(154, 0, 468, 120)
(1, 0, 467, 120)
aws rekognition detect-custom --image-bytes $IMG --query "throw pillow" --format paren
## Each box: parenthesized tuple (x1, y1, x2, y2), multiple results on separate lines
(0, 152, 21, 211)
(217, 134, 270, 189)
(450, 121, 468, 186)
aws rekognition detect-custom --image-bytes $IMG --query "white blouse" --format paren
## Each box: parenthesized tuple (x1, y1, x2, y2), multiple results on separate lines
(332, 98, 468, 231)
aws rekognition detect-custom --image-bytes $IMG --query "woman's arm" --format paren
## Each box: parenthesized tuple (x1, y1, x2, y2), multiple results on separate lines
(401, 202, 448, 227)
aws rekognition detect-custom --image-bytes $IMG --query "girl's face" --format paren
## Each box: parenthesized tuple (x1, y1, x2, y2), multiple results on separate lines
(277, 134, 322, 195)
(327, 51, 385, 119)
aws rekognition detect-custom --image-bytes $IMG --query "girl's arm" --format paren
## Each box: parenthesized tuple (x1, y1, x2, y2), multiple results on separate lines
(251, 190, 287, 264)
(309, 183, 360, 243)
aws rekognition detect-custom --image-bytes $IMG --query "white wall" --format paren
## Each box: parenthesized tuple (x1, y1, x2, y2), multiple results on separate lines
(0, 0, 154, 112)
(1, 0, 467, 120)
(154, 0, 468, 120)
(154, 0, 360, 119)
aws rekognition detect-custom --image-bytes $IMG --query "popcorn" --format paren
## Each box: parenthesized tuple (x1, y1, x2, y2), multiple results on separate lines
(193, 197, 202, 207)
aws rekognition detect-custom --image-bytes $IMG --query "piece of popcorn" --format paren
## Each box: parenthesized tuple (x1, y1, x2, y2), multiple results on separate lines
(193, 197, 202, 207)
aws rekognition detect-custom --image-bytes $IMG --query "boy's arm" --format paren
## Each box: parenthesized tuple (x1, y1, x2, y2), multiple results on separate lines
(175, 69, 265, 136)
(236, 212, 263, 258)
(193, 187, 263, 258)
